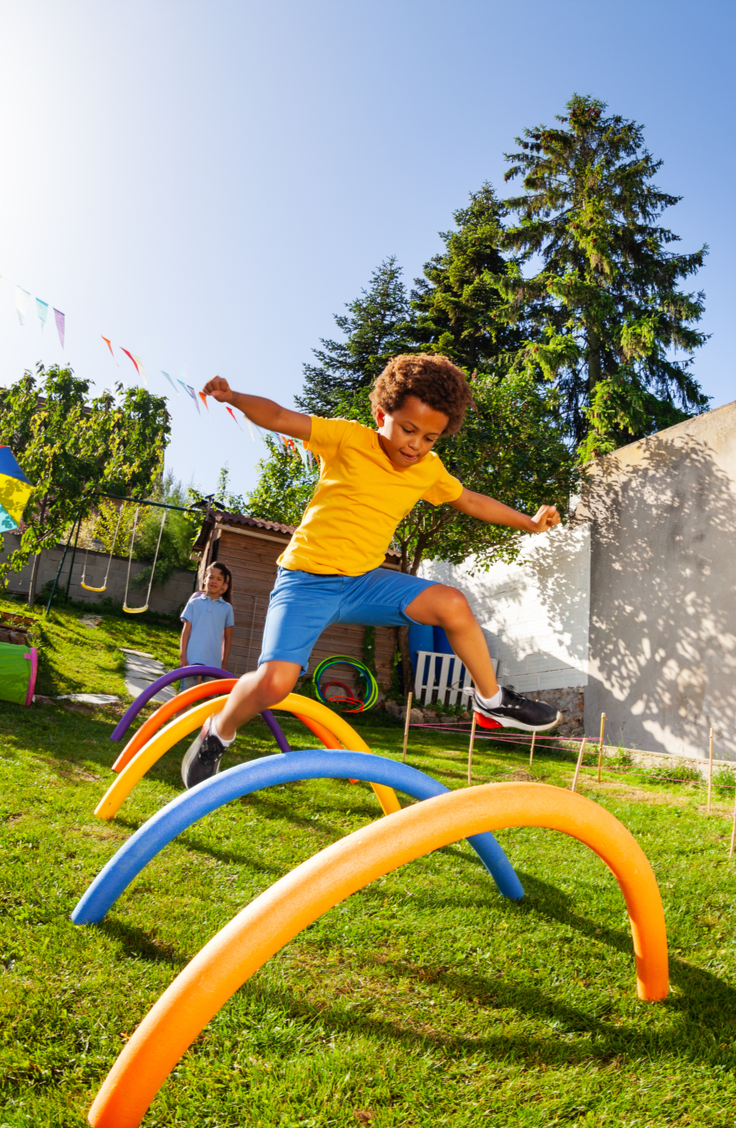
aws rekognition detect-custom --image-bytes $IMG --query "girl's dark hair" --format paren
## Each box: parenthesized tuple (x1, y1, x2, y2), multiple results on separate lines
(205, 561, 233, 605)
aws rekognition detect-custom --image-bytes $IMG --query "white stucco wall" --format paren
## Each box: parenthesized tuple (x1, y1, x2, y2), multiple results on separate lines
(417, 523, 591, 692)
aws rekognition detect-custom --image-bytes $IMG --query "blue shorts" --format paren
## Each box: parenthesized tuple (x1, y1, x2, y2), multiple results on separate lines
(259, 566, 437, 675)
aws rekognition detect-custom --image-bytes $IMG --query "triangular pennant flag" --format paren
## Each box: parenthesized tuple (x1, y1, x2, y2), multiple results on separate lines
(161, 371, 179, 393)
(244, 414, 255, 441)
(186, 384, 201, 414)
(102, 336, 118, 364)
(132, 354, 148, 386)
(120, 348, 140, 377)
(178, 379, 189, 395)
(198, 391, 209, 412)
(15, 287, 31, 324)
(36, 299, 48, 329)
(53, 309, 65, 347)
(226, 405, 243, 430)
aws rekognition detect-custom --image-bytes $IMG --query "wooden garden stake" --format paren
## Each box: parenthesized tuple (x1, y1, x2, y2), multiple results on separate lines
(729, 784, 736, 858)
(529, 730, 536, 770)
(401, 691, 413, 763)
(596, 712, 607, 782)
(707, 726, 714, 814)
(571, 737, 587, 793)
(467, 713, 477, 785)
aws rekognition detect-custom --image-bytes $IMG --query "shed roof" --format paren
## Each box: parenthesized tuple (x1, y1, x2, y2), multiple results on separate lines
(192, 509, 402, 562)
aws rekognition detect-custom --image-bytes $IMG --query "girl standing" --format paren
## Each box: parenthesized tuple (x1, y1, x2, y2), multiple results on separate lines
(179, 562, 234, 689)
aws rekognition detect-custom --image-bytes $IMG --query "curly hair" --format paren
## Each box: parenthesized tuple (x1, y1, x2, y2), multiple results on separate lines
(369, 354, 474, 435)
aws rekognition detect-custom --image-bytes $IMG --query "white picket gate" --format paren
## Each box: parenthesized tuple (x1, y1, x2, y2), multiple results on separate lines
(413, 650, 474, 707)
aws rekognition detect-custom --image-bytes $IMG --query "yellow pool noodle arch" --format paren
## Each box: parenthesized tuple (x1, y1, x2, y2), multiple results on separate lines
(94, 693, 401, 821)
(87, 782, 668, 1128)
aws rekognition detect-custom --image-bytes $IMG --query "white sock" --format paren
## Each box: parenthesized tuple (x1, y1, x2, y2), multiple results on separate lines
(477, 687, 503, 708)
(210, 714, 235, 747)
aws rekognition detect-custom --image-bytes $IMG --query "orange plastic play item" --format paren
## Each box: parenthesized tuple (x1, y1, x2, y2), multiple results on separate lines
(112, 679, 238, 772)
(112, 677, 359, 784)
(94, 693, 401, 821)
(88, 783, 668, 1128)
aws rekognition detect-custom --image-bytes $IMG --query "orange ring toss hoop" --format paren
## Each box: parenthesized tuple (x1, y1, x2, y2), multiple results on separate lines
(87, 783, 668, 1128)
(95, 693, 401, 820)
(112, 679, 238, 772)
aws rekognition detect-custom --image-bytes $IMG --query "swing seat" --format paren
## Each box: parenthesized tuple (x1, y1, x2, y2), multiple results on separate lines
(81, 582, 107, 593)
(123, 603, 149, 615)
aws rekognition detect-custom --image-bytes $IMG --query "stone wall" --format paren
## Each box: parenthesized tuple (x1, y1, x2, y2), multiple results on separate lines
(0, 531, 197, 616)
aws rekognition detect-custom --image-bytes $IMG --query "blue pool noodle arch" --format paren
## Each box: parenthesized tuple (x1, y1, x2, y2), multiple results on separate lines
(72, 750, 524, 923)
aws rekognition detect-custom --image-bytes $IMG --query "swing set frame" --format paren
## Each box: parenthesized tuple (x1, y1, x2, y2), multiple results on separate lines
(44, 493, 203, 617)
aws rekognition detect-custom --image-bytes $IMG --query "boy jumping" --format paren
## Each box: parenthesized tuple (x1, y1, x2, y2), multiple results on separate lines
(182, 354, 561, 789)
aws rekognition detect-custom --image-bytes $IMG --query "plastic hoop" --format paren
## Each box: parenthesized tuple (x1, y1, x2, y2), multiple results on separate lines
(313, 655, 378, 713)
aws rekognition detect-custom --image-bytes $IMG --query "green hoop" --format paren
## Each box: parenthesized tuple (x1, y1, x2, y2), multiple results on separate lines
(313, 655, 379, 713)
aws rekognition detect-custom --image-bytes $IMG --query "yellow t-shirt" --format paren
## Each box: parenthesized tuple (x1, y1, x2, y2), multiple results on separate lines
(278, 416, 464, 576)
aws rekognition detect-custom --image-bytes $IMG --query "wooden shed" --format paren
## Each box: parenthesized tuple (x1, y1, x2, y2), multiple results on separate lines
(192, 510, 399, 694)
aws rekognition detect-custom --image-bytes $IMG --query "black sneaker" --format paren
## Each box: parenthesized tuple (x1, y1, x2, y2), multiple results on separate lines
(181, 717, 228, 789)
(467, 686, 561, 733)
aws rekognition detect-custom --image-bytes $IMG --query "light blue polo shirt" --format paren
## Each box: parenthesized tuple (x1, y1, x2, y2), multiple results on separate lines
(181, 592, 235, 668)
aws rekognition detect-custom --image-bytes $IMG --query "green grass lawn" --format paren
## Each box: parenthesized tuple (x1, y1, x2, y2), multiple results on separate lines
(2, 603, 736, 1126)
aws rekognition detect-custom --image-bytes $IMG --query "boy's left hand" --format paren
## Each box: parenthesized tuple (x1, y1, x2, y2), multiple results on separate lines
(528, 505, 561, 533)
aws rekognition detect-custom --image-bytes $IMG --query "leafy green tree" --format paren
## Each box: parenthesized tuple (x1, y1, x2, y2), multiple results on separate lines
(410, 183, 522, 372)
(130, 472, 198, 590)
(245, 440, 319, 527)
(295, 256, 415, 416)
(498, 93, 708, 458)
(0, 365, 170, 603)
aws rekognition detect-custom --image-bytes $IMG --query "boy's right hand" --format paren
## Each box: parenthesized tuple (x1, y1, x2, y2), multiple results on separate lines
(202, 376, 234, 403)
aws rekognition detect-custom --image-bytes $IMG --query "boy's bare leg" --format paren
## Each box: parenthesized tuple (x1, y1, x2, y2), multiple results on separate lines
(216, 660, 302, 742)
(404, 585, 498, 698)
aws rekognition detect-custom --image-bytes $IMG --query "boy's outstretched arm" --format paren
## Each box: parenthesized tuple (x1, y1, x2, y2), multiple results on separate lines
(450, 488, 560, 533)
(201, 376, 312, 440)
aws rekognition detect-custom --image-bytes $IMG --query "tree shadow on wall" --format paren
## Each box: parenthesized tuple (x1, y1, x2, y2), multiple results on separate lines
(575, 426, 736, 759)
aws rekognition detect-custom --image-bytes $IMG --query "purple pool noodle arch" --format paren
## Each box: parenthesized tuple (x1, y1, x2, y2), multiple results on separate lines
(109, 665, 294, 755)
(110, 666, 233, 741)
(261, 709, 292, 755)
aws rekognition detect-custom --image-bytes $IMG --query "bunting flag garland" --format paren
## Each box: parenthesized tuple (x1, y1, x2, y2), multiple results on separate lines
(36, 299, 49, 330)
(161, 371, 179, 393)
(120, 348, 141, 378)
(198, 391, 209, 412)
(177, 383, 199, 415)
(132, 354, 148, 386)
(53, 308, 65, 347)
(226, 405, 243, 430)
(0, 446, 34, 533)
(182, 383, 201, 414)
(15, 287, 31, 325)
(102, 336, 118, 364)
(244, 414, 255, 441)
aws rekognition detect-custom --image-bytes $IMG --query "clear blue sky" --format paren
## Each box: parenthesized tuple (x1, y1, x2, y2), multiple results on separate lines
(1, 0, 733, 496)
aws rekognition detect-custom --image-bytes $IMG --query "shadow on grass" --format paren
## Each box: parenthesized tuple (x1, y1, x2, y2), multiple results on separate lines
(96, 918, 187, 968)
(230, 916, 736, 1071)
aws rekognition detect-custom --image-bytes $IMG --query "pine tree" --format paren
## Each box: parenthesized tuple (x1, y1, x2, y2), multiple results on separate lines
(410, 183, 522, 372)
(295, 256, 414, 416)
(499, 93, 709, 458)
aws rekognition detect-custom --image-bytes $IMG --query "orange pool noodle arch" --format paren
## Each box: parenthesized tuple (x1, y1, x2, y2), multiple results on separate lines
(94, 693, 401, 821)
(88, 783, 668, 1128)
(112, 679, 238, 772)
